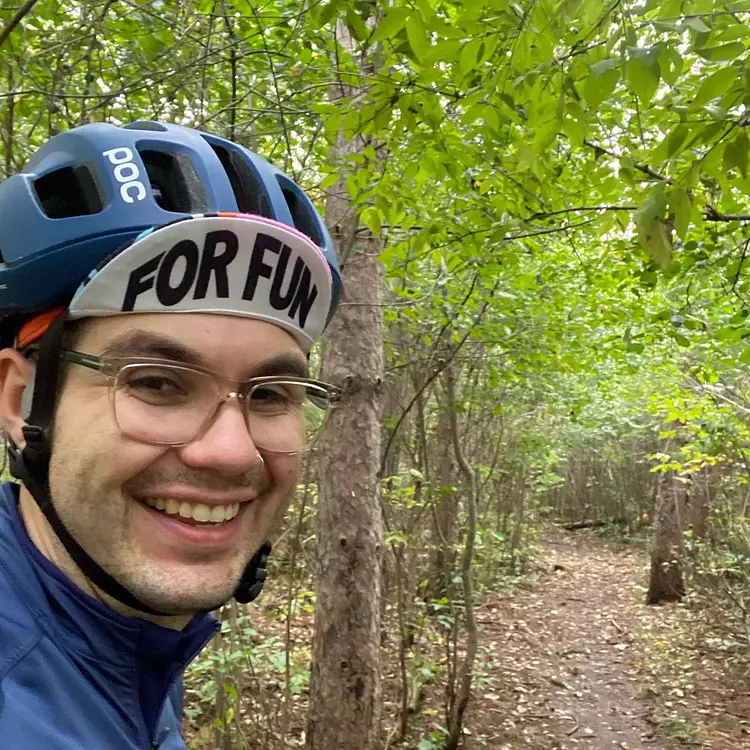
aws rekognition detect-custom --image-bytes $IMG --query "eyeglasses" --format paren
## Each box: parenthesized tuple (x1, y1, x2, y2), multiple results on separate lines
(60, 349, 339, 454)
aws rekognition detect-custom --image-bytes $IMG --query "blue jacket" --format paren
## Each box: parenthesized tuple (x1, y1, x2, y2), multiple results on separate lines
(0, 482, 219, 749)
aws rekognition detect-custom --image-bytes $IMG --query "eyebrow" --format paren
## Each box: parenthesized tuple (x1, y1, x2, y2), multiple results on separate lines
(251, 354, 309, 379)
(100, 330, 203, 365)
(99, 329, 309, 379)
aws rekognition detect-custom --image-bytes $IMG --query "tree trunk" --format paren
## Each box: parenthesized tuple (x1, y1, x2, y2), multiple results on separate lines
(428, 404, 458, 599)
(306, 22, 384, 749)
(647, 428, 688, 605)
(647, 469, 688, 604)
(307, 241, 384, 750)
(443, 364, 479, 750)
(688, 467, 712, 540)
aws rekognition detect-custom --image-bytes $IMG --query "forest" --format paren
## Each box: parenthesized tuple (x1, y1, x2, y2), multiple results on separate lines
(1, 0, 749, 747)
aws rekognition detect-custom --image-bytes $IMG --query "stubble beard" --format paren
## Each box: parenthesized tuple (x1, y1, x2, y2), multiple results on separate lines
(46, 450, 284, 617)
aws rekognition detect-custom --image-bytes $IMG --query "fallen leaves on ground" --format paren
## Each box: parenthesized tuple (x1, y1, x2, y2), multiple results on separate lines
(455, 530, 750, 749)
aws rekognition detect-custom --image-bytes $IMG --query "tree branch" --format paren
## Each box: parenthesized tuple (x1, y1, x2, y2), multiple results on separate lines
(584, 139, 671, 182)
(0, 0, 42, 49)
(527, 205, 636, 221)
(378, 277, 499, 478)
(704, 206, 750, 222)
(501, 219, 596, 240)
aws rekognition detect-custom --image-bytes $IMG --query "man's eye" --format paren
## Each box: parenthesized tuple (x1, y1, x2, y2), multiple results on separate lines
(122, 369, 191, 401)
(251, 386, 291, 406)
(131, 376, 182, 394)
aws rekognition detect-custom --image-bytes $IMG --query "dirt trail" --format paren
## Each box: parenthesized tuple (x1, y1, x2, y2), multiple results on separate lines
(464, 531, 679, 750)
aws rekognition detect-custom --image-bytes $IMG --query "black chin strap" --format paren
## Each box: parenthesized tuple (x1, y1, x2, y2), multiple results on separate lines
(8, 314, 271, 617)
(234, 541, 272, 604)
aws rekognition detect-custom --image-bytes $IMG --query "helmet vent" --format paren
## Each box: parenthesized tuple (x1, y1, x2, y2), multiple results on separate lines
(280, 181, 322, 246)
(139, 149, 208, 213)
(210, 145, 272, 217)
(34, 166, 103, 219)
(124, 121, 168, 132)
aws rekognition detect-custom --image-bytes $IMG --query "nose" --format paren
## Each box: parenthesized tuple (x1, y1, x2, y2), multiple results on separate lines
(176, 399, 264, 477)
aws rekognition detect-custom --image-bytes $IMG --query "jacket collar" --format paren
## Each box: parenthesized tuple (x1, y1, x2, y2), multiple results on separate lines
(0, 480, 218, 670)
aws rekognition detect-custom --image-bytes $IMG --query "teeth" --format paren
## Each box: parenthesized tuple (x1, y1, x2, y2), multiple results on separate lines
(191, 503, 211, 522)
(144, 498, 241, 523)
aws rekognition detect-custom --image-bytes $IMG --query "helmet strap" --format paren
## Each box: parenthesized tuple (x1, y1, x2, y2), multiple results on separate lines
(233, 541, 272, 604)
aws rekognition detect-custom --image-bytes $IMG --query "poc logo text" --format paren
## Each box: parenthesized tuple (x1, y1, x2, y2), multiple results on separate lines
(102, 147, 147, 204)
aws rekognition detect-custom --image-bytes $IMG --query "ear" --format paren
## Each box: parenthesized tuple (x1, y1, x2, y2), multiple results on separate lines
(0, 349, 35, 447)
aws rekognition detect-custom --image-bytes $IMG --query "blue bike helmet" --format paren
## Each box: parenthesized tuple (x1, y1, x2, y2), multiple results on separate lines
(0, 120, 342, 346)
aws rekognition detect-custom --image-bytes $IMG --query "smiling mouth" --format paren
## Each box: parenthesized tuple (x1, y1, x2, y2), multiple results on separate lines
(142, 497, 241, 525)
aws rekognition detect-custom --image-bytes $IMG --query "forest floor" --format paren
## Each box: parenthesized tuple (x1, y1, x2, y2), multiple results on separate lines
(456, 530, 750, 750)
(184, 529, 750, 749)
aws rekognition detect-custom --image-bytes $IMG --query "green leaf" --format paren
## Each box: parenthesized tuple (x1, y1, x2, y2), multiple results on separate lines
(583, 66, 620, 107)
(683, 17, 711, 33)
(562, 114, 585, 146)
(693, 66, 741, 107)
(317, 0, 340, 27)
(719, 23, 750, 41)
(432, 38, 461, 63)
(635, 186, 672, 268)
(739, 346, 750, 364)
(590, 58, 619, 77)
(460, 38, 483, 75)
(656, 0, 682, 18)
(346, 9, 368, 41)
(481, 104, 501, 131)
(403, 161, 418, 181)
(653, 20, 680, 32)
(406, 13, 430, 62)
(702, 140, 728, 179)
(345, 172, 360, 201)
(478, 34, 499, 65)
(372, 7, 410, 43)
(360, 206, 383, 237)
(724, 131, 749, 179)
(696, 42, 745, 61)
(665, 124, 691, 159)
(626, 48, 660, 104)
(658, 44, 683, 86)
(319, 172, 340, 190)
(637, 216, 673, 269)
(704, 104, 728, 121)
(667, 188, 693, 239)
(532, 119, 560, 153)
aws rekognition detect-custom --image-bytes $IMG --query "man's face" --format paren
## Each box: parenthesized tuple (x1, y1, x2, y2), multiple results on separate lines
(47, 312, 305, 614)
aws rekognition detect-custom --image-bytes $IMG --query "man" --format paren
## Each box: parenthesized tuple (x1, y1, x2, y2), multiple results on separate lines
(0, 121, 342, 748)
